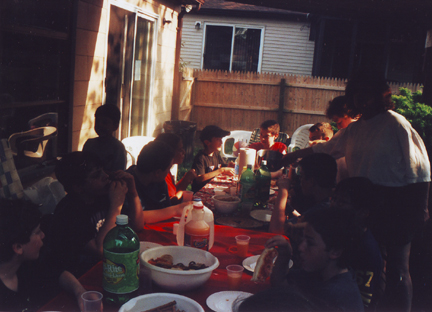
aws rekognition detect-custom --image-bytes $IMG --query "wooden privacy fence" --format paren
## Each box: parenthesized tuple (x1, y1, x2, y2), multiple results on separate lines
(188, 69, 423, 136)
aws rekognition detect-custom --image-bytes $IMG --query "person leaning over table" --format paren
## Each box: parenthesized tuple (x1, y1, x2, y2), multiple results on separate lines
(191, 125, 235, 193)
(279, 69, 431, 312)
(127, 140, 192, 213)
(0, 199, 86, 311)
(155, 133, 197, 204)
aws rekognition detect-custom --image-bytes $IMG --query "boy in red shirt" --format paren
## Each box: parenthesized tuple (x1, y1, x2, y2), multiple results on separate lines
(249, 120, 287, 154)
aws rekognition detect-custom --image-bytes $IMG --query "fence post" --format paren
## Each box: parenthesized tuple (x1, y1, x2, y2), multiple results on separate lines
(279, 78, 286, 130)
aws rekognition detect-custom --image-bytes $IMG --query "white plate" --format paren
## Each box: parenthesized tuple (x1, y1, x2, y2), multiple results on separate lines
(269, 189, 275, 195)
(250, 209, 272, 222)
(140, 241, 162, 254)
(119, 293, 204, 312)
(206, 291, 253, 312)
(242, 255, 293, 273)
(242, 255, 260, 272)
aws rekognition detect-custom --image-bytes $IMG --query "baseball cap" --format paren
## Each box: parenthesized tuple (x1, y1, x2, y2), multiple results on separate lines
(200, 125, 230, 142)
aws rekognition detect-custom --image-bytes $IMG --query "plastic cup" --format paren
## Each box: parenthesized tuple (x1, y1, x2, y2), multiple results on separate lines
(173, 223, 179, 235)
(81, 291, 103, 312)
(226, 264, 244, 290)
(235, 235, 250, 258)
(183, 190, 194, 202)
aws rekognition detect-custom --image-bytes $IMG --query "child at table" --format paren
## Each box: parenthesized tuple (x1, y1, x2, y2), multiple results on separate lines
(308, 122, 333, 146)
(248, 120, 287, 154)
(155, 133, 197, 204)
(127, 140, 192, 212)
(0, 198, 86, 311)
(82, 104, 127, 172)
(191, 125, 235, 193)
(266, 207, 364, 312)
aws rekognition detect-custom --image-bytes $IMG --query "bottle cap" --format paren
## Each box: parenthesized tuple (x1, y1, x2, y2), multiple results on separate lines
(116, 214, 128, 225)
(247, 164, 252, 169)
(193, 197, 204, 209)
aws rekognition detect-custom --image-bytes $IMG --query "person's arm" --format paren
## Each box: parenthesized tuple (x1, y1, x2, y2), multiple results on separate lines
(281, 147, 314, 167)
(143, 201, 193, 224)
(269, 177, 290, 234)
(85, 179, 128, 257)
(175, 169, 197, 192)
(265, 235, 293, 287)
(194, 167, 235, 183)
(58, 271, 87, 311)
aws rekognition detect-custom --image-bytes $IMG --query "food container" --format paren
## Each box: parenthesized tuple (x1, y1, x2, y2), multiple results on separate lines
(140, 246, 219, 291)
(212, 195, 241, 214)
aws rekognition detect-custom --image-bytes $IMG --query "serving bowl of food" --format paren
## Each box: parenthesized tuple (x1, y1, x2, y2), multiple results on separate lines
(212, 195, 241, 214)
(119, 293, 204, 312)
(140, 246, 219, 291)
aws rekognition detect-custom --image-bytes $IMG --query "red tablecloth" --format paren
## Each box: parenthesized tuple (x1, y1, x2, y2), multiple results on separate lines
(39, 221, 281, 312)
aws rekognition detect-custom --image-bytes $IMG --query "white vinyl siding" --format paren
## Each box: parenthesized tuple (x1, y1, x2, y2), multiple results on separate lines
(181, 14, 314, 76)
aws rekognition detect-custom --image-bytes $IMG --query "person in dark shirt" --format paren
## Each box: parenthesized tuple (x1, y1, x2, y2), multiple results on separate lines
(191, 125, 235, 192)
(0, 199, 86, 311)
(267, 207, 364, 312)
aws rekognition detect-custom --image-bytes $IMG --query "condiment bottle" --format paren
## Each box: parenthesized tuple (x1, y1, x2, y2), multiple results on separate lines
(103, 215, 139, 306)
(239, 164, 256, 205)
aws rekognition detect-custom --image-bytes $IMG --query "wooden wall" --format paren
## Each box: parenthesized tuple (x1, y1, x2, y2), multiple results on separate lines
(189, 69, 423, 136)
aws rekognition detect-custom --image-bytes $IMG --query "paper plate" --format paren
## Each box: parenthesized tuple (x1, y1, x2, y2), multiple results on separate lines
(139, 241, 162, 255)
(120, 293, 204, 312)
(206, 291, 253, 312)
(242, 255, 292, 273)
(250, 210, 272, 223)
(269, 189, 276, 195)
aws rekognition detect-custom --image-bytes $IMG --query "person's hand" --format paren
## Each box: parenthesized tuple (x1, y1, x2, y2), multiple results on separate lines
(265, 235, 292, 257)
(111, 170, 137, 196)
(220, 167, 235, 176)
(108, 179, 128, 210)
(183, 169, 197, 184)
(227, 161, 235, 168)
(175, 201, 193, 216)
(76, 289, 85, 311)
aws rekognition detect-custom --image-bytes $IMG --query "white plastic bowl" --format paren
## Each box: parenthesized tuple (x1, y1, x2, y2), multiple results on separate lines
(119, 293, 204, 312)
(140, 246, 219, 291)
(212, 195, 241, 214)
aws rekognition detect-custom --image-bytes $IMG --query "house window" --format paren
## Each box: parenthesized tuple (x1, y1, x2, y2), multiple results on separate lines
(203, 25, 263, 72)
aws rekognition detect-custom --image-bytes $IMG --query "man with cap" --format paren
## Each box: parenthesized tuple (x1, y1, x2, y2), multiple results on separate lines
(191, 125, 235, 192)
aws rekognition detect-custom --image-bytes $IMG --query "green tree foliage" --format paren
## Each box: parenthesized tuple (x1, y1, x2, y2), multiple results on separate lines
(392, 88, 432, 150)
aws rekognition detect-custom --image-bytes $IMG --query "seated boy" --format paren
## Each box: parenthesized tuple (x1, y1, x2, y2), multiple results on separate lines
(249, 120, 287, 154)
(127, 140, 192, 213)
(269, 153, 336, 234)
(267, 207, 364, 312)
(82, 104, 127, 172)
(0, 199, 86, 311)
(308, 122, 334, 146)
(50, 151, 144, 276)
(191, 125, 235, 192)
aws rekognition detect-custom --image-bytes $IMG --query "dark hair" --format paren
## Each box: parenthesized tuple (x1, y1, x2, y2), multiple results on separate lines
(0, 199, 41, 263)
(345, 70, 394, 118)
(155, 132, 182, 148)
(95, 104, 121, 125)
(333, 177, 376, 212)
(260, 120, 280, 136)
(299, 153, 337, 188)
(137, 140, 174, 174)
(199, 125, 230, 144)
(326, 96, 348, 119)
(55, 151, 102, 193)
(303, 207, 359, 268)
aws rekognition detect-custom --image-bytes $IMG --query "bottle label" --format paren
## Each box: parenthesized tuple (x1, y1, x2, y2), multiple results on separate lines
(184, 233, 209, 250)
(240, 181, 255, 203)
(103, 249, 139, 294)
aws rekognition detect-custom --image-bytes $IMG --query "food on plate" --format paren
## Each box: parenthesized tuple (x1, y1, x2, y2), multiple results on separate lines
(251, 247, 278, 282)
(142, 300, 185, 312)
(148, 254, 208, 270)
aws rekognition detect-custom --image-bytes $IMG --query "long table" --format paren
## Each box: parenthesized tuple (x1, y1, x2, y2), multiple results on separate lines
(39, 220, 280, 311)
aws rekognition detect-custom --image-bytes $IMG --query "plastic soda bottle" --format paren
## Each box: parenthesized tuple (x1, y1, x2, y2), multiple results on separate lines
(103, 215, 140, 305)
(184, 199, 210, 250)
(239, 164, 256, 204)
(177, 198, 214, 250)
(255, 160, 271, 207)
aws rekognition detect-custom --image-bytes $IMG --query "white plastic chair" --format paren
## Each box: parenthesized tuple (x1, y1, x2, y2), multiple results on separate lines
(220, 130, 252, 159)
(287, 124, 314, 153)
(122, 136, 155, 169)
(9, 126, 58, 158)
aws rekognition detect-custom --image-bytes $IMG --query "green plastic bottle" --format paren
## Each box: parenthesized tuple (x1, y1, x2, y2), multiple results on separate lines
(103, 215, 140, 306)
(239, 164, 256, 205)
(255, 160, 271, 208)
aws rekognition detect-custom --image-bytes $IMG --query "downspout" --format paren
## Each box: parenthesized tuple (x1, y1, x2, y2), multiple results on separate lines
(171, 7, 187, 121)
